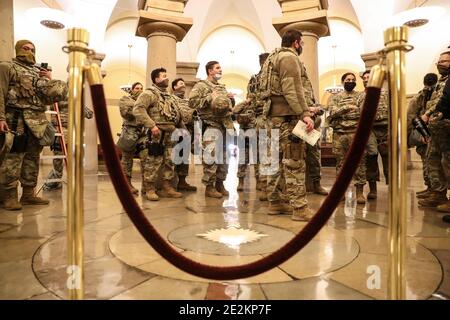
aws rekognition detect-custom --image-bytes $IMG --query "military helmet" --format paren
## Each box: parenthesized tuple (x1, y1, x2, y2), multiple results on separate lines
(211, 95, 231, 116)
(0, 132, 14, 166)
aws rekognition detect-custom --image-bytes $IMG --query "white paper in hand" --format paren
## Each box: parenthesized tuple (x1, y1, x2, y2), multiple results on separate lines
(292, 120, 322, 146)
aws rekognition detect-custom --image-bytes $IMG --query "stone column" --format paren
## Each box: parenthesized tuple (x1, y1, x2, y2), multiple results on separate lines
(361, 52, 380, 71)
(136, 3, 192, 86)
(176, 61, 199, 96)
(0, 0, 14, 61)
(83, 53, 106, 174)
(273, 1, 330, 102)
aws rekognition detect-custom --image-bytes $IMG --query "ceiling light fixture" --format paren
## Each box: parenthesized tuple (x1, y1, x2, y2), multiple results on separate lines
(120, 44, 133, 94)
(325, 45, 343, 95)
(391, 1, 446, 28)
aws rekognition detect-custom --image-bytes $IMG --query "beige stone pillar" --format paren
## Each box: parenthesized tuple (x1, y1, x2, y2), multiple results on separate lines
(0, 0, 14, 61)
(361, 52, 380, 71)
(83, 53, 106, 174)
(136, 3, 192, 87)
(273, 1, 330, 102)
(176, 61, 199, 96)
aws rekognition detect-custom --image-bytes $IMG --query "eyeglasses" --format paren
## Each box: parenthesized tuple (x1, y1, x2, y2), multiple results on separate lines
(436, 60, 450, 65)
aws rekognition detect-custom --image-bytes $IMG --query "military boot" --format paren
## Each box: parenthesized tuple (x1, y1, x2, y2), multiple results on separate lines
(418, 191, 448, 207)
(3, 188, 22, 211)
(268, 200, 292, 215)
(20, 187, 49, 205)
(145, 184, 159, 201)
(205, 184, 223, 198)
(292, 206, 314, 221)
(126, 176, 139, 196)
(237, 177, 244, 191)
(177, 176, 197, 191)
(437, 200, 450, 213)
(313, 181, 328, 195)
(356, 185, 366, 204)
(159, 180, 183, 198)
(417, 190, 433, 199)
(215, 180, 229, 196)
(367, 181, 377, 200)
(416, 187, 430, 196)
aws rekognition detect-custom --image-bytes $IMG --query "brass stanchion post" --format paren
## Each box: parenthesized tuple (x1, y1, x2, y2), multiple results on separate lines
(384, 26, 409, 300)
(66, 28, 89, 300)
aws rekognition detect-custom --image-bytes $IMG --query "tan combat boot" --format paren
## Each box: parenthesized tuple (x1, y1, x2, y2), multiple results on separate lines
(313, 181, 328, 195)
(177, 176, 197, 191)
(268, 200, 292, 215)
(126, 176, 139, 196)
(3, 188, 22, 211)
(418, 191, 448, 207)
(145, 184, 159, 201)
(20, 187, 49, 205)
(205, 184, 223, 198)
(416, 187, 430, 196)
(237, 177, 244, 191)
(215, 180, 229, 196)
(355, 185, 366, 204)
(437, 200, 450, 213)
(367, 181, 377, 200)
(159, 180, 183, 198)
(292, 206, 314, 221)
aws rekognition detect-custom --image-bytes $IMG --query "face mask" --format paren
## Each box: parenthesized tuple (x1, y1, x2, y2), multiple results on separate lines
(174, 90, 185, 98)
(16, 51, 36, 65)
(214, 74, 222, 81)
(131, 90, 142, 99)
(344, 82, 356, 92)
(437, 65, 450, 76)
(157, 78, 169, 88)
(295, 45, 303, 56)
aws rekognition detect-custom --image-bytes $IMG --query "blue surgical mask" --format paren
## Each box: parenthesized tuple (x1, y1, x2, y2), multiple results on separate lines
(214, 74, 222, 81)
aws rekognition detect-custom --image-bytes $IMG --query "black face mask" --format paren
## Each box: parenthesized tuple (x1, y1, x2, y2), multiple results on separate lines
(344, 82, 356, 92)
(295, 45, 303, 56)
(437, 65, 450, 76)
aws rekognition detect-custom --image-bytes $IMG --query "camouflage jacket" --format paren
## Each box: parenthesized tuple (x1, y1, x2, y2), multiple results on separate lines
(119, 94, 141, 127)
(425, 74, 448, 117)
(173, 95, 197, 128)
(133, 85, 183, 131)
(300, 62, 315, 108)
(51, 100, 93, 140)
(357, 88, 389, 126)
(406, 89, 430, 134)
(327, 90, 361, 133)
(188, 79, 233, 129)
(0, 59, 67, 138)
(233, 99, 256, 129)
(259, 47, 310, 118)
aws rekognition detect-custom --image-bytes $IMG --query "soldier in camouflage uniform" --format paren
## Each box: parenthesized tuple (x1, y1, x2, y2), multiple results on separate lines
(0, 40, 67, 210)
(300, 61, 328, 196)
(259, 30, 315, 221)
(327, 72, 366, 204)
(189, 61, 235, 199)
(172, 78, 197, 192)
(406, 73, 438, 198)
(358, 70, 389, 199)
(418, 51, 450, 211)
(133, 67, 184, 201)
(116, 82, 144, 195)
(43, 99, 94, 191)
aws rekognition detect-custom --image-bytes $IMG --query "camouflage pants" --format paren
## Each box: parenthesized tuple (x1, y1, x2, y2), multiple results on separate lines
(0, 134, 43, 190)
(427, 120, 450, 192)
(365, 125, 388, 182)
(333, 132, 366, 186)
(266, 117, 307, 209)
(237, 126, 257, 179)
(202, 126, 229, 185)
(416, 144, 430, 188)
(254, 115, 268, 185)
(44, 147, 64, 188)
(141, 133, 175, 185)
(306, 140, 322, 184)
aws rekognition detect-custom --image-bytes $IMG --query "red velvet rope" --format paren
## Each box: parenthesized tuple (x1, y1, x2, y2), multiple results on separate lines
(90, 84, 381, 280)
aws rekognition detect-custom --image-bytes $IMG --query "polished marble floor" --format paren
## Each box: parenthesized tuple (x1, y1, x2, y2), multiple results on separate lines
(0, 156, 449, 300)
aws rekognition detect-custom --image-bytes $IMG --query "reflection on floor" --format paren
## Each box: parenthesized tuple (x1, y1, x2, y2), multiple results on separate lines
(0, 157, 449, 300)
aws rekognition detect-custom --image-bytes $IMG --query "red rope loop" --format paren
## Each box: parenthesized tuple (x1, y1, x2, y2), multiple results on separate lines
(90, 85, 381, 280)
